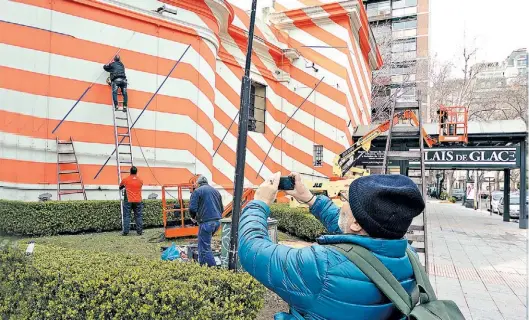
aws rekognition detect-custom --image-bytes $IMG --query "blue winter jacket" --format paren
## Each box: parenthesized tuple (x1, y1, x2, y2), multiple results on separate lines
(189, 184, 224, 223)
(238, 196, 417, 320)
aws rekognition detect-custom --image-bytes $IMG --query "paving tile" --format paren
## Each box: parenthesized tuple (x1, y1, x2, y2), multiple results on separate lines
(426, 201, 527, 319)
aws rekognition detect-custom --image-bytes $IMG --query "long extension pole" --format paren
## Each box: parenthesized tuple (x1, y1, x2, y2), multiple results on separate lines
(228, 0, 258, 271)
(255, 77, 324, 179)
(52, 31, 137, 134)
(93, 45, 191, 179)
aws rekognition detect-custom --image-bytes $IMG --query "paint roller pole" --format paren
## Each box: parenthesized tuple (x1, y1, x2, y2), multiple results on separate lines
(93, 44, 191, 179)
(51, 34, 135, 135)
(228, 0, 258, 271)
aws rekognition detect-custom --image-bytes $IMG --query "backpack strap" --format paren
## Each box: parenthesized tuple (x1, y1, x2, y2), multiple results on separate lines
(405, 248, 437, 303)
(327, 243, 419, 316)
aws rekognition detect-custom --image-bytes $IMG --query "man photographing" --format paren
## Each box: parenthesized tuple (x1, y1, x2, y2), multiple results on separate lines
(238, 172, 425, 319)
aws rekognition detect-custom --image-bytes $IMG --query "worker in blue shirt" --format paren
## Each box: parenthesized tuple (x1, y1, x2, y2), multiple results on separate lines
(189, 176, 224, 267)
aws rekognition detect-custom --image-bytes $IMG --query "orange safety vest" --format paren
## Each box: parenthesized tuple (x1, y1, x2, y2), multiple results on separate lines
(120, 174, 143, 203)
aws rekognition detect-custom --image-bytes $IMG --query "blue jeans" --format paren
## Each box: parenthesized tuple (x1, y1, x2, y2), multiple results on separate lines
(123, 201, 143, 234)
(112, 78, 128, 107)
(198, 220, 220, 267)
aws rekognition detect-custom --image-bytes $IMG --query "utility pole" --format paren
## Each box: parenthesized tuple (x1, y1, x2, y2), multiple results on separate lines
(228, 0, 258, 271)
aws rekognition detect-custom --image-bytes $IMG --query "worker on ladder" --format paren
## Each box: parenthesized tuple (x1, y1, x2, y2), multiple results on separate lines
(103, 55, 129, 112)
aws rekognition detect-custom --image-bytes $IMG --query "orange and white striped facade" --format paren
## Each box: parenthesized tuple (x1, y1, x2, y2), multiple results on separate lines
(0, 0, 381, 200)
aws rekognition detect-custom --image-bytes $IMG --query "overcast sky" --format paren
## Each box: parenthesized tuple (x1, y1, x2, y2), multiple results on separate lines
(430, 0, 529, 68)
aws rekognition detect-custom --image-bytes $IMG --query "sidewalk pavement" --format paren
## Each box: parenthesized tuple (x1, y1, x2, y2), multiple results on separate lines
(427, 201, 527, 320)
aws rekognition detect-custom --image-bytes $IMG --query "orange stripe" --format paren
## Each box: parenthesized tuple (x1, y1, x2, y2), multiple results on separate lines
(214, 104, 283, 176)
(0, 110, 214, 176)
(220, 44, 347, 137)
(297, 0, 325, 6)
(0, 22, 215, 106)
(0, 67, 215, 139)
(0, 158, 194, 185)
(12, 0, 217, 70)
(274, 2, 288, 12)
(214, 73, 332, 177)
(215, 75, 343, 155)
(286, 10, 370, 123)
(230, 5, 267, 40)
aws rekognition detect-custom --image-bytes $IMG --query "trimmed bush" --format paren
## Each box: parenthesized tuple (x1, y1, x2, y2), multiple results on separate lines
(0, 245, 265, 319)
(0, 200, 184, 236)
(270, 204, 325, 242)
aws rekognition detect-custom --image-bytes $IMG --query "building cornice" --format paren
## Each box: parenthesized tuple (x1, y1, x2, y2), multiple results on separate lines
(86, 0, 221, 51)
(268, 0, 382, 70)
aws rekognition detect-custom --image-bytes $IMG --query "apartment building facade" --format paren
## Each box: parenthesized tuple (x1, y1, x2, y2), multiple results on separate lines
(363, 0, 430, 119)
(0, 0, 380, 200)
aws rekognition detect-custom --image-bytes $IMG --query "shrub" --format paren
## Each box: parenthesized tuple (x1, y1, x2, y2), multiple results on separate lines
(270, 204, 325, 242)
(449, 197, 457, 203)
(0, 199, 184, 236)
(0, 245, 265, 319)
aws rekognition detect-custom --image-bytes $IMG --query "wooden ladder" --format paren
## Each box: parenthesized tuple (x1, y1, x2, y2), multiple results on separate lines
(56, 137, 87, 200)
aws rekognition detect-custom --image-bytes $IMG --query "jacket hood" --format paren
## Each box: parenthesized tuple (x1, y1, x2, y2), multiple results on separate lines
(316, 234, 408, 258)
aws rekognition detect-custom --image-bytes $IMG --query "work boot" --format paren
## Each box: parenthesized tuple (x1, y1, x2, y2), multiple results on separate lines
(114, 105, 119, 112)
(122, 105, 128, 113)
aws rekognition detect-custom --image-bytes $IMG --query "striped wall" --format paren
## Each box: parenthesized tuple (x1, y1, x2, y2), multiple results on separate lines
(0, 0, 381, 201)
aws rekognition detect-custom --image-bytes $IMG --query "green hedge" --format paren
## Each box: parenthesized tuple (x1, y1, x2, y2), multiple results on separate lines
(270, 204, 325, 242)
(0, 245, 264, 319)
(0, 200, 183, 236)
(0, 199, 324, 242)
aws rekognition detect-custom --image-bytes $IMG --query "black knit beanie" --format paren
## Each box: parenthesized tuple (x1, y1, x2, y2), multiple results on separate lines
(348, 174, 425, 239)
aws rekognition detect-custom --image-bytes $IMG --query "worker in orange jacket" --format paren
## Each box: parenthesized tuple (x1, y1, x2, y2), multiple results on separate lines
(119, 166, 144, 236)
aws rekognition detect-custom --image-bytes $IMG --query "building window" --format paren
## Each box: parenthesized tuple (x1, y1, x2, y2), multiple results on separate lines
(313, 145, 323, 167)
(393, 19, 417, 31)
(366, 1, 391, 18)
(393, 0, 417, 9)
(249, 81, 266, 133)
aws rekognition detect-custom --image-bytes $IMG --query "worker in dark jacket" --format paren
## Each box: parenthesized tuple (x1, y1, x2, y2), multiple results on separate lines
(103, 55, 128, 112)
(238, 172, 424, 320)
(189, 176, 224, 267)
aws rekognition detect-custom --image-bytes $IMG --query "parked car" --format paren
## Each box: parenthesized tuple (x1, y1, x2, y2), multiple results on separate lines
(451, 189, 464, 201)
(498, 194, 520, 219)
(488, 191, 503, 214)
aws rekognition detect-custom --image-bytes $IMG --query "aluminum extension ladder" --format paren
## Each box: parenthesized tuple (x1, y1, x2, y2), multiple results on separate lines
(382, 91, 429, 272)
(56, 137, 87, 200)
(112, 91, 135, 232)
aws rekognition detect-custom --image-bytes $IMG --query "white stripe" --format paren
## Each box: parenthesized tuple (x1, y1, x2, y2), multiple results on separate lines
(0, 44, 215, 122)
(0, 131, 201, 169)
(316, 19, 371, 123)
(215, 89, 333, 172)
(0, 0, 216, 81)
(276, 0, 306, 10)
(0, 89, 214, 152)
(217, 60, 348, 143)
(287, 28, 367, 125)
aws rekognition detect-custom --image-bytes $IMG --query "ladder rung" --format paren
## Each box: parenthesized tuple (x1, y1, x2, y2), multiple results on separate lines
(118, 133, 130, 137)
(413, 247, 426, 253)
(117, 125, 129, 129)
(395, 103, 419, 110)
(115, 117, 128, 120)
(59, 170, 79, 174)
(119, 152, 132, 155)
(59, 190, 84, 195)
(120, 161, 133, 164)
(58, 151, 75, 155)
(57, 141, 73, 145)
(59, 180, 82, 185)
(58, 160, 77, 164)
(119, 142, 131, 146)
